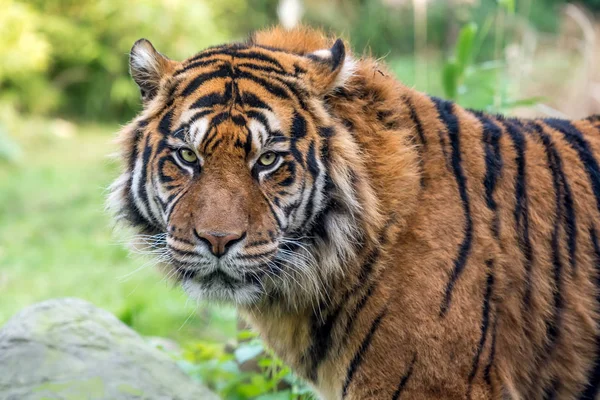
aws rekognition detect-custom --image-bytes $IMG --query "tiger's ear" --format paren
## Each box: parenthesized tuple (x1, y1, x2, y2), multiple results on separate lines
(305, 39, 356, 96)
(129, 39, 176, 102)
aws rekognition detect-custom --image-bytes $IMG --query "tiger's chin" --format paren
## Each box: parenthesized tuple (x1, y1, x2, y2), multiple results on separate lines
(180, 272, 263, 305)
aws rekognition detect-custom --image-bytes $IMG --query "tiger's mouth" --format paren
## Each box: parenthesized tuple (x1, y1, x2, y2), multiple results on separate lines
(176, 266, 264, 304)
(195, 270, 243, 287)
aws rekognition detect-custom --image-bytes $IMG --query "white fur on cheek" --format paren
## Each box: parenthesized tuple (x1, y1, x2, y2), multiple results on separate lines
(106, 172, 130, 221)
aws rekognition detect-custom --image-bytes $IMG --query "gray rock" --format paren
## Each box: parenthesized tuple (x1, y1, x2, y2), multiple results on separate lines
(0, 298, 218, 400)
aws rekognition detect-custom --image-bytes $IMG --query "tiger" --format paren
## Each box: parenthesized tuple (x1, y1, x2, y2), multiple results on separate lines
(108, 25, 600, 399)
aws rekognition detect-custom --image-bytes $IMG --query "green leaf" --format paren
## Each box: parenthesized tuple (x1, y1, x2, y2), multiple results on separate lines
(472, 16, 494, 61)
(498, 0, 515, 14)
(442, 62, 458, 100)
(501, 96, 544, 109)
(234, 343, 264, 364)
(257, 358, 275, 368)
(237, 330, 258, 341)
(255, 391, 294, 400)
(456, 22, 478, 73)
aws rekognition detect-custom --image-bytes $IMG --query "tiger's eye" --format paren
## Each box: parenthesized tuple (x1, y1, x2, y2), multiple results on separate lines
(258, 152, 278, 167)
(178, 148, 198, 164)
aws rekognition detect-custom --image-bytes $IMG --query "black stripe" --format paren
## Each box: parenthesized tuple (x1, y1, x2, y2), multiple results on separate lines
(534, 124, 577, 269)
(475, 112, 504, 240)
(305, 218, 394, 382)
(137, 134, 161, 228)
(186, 110, 214, 126)
(483, 314, 498, 386)
(169, 247, 201, 260)
(543, 119, 600, 214)
(306, 140, 320, 180)
(337, 283, 377, 356)
(305, 304, 344, 382)
(309, 175, 334, 243)
(127, 124, 145, 171)
(168, 233, 195, 247)
(278, 161, 296, 187)
(579, 227, 600, 399)
(230, 49, 287, 72)
(209, 111, 233, 128)
(158, 109, 173, 136)
(308, 250, 379, 381)
(180, 66, 232, 97)
(341, 306, 387, 398)
(184, 44, 238, 63)
(191, 92, 226, 109)
(246, 110, 273, 134)
(543, 379, 560, 400)
(282, 181, 304, 220)
(157, 157, 176, 183)
(236, 250, 277, 261)
(466, 259, 495, 399)
(240, 91, 272, 111)
(499, 118, 534, 308)
(432, 97, 474, 317)
(266, 198, 283, 231)
(437, 127, 451, 169)
(532, 123, 577, 272)
(235, 70, 293, 101)
(587, 115, 600, 124)
(200, 127, 220, 155)
(231, 113, 246, 127)
(403, 95, 427, 146)
(531, 121, 567, 397)
(391, 354, 417, 400)
(302, 141, 321, 225)
(165, 187, 185, 213)
(289, 112, 307, 166)
(291, 111, 307, 139)
(402, 96, 426, 187)
(246, 239, 271, 248)
(237, 69, 308, 110)
(237, 62, 287, 76)
(243, 125, 253, 156)
(174, 58, 224, 76)
(124, 193, 157, 235)
(538, 123, 565, 349)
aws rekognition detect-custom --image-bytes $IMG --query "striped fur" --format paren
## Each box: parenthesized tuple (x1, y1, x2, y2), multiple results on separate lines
(109, 26, 600, 399)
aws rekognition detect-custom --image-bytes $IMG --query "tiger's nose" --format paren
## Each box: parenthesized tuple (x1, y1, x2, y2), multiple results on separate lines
(194, 230, 245, 257)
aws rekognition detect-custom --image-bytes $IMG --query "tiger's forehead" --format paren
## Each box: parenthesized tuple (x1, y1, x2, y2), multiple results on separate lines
(177, 43, 307, 76)
(152, 44, 310, 156)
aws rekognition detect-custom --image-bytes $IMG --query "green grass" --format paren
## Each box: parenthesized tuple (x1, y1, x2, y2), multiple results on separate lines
(0, 116, 236, 343)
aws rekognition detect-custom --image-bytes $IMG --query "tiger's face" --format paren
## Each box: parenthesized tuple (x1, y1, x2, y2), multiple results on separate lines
(109, 36, 362, 307)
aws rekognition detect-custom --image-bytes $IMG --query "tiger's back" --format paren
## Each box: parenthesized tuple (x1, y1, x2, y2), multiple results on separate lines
(308, 57, 600, 398)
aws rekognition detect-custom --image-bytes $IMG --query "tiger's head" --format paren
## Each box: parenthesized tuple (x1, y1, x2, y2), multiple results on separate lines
(109, 28, 381, 309)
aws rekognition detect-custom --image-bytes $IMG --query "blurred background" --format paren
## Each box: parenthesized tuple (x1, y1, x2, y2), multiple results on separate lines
(1, 0, 600, 398)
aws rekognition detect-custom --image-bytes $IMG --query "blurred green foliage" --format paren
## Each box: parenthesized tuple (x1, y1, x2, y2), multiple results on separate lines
(176, 330, 313, 400)
(1, 0, 242, 121)
(0, 0, 586, 125)
(440, 21, 542, 112)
